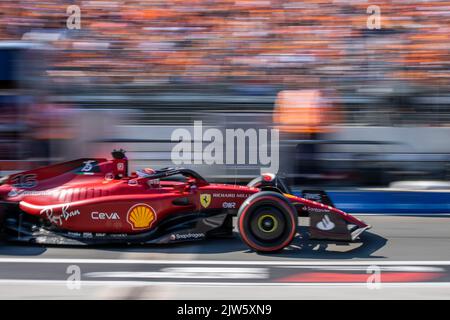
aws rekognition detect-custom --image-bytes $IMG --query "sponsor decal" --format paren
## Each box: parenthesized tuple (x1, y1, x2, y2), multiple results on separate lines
(7, 189, 19, 197)
(80, 160, 96, 172)
(67, 232, 81, 237)
(10, 174, 37, 189)
(303, 193, 321, 201)
(40, 204, 80, 226)
(61, 205, 81, 220)
(77, 160, 100, 174)
(307, 207, 331, 213)
(95, 233, 107, 237)
(212, 193, 250, 198)
(110, 233, 128, 238)
(126, 203, 156, 230)
(148, 179, 160, 187)
(8, 189, 56, 198)
(170, 232, 205, 241)
(200, 194, 212, 208)
(316, 215, 335, 231)
(91, 211, 120, 220)
(66, 232, 109, 238)
(222, 202, 236, 209)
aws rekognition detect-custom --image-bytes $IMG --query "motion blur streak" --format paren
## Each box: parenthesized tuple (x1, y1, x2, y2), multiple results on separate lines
(1, 1, 450, 186)
(0, 0, 450, 300)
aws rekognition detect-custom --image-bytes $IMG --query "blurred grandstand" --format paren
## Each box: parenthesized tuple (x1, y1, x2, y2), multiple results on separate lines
(0, 0, 449, 186)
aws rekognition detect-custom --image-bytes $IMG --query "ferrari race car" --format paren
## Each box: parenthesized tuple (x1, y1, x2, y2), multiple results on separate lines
(0, 150, 370, 252)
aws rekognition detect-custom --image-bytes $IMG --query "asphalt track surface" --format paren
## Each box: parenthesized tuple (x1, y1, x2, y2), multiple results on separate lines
(0, 215, 449, 299)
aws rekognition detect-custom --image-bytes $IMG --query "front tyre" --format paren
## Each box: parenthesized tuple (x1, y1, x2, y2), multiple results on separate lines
(237, 191, 298, 253)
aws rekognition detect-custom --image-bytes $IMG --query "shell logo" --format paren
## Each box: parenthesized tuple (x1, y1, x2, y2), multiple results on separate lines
(126, 203, 156, 230)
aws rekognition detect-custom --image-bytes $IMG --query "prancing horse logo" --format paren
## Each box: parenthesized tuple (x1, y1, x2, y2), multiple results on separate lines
(200, 194, 211, 208)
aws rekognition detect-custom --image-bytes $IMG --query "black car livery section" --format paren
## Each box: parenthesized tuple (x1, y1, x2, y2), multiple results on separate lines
(3, 210, 232, 246)
(301, 190, 370, 241)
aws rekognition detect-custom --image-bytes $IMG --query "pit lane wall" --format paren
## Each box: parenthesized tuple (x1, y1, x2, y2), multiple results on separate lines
(100, 123, 450, 179)
(292, 189, 450, 215)
(97, 123, 450, 215)
(5, 112, 450, 215)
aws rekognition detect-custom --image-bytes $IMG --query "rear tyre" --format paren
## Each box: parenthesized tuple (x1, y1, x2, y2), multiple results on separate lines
(237, 191, 297, 253)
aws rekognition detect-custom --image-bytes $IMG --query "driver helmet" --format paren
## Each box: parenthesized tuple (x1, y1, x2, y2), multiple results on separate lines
(137, 168, 156, 177)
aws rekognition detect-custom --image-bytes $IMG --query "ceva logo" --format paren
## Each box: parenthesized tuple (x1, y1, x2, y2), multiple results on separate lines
(91, 212, 120, 220)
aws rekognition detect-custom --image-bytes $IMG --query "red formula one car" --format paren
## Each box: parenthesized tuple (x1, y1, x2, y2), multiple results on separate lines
(0, 150, 370, 252)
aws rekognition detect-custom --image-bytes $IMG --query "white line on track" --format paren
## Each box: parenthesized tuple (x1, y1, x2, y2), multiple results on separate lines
(0, 279, 450, 287)
(1, 258, 450, 265)
(353, 213, 450, 216)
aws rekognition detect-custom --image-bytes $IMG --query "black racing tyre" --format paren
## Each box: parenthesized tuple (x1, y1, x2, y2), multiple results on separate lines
(237, 191, 298, 253)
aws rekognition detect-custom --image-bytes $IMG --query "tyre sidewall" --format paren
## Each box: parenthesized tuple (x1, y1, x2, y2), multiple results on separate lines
(238, 192, 297, 252)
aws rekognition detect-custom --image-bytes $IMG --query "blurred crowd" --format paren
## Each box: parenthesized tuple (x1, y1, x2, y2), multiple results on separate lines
(0, 0, 449, 89)
(0, 0, 450, 183)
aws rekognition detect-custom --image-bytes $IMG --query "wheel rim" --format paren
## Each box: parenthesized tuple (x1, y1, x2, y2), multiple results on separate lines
(249, 206, 285, 241)
(257, 214, 278, 233)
